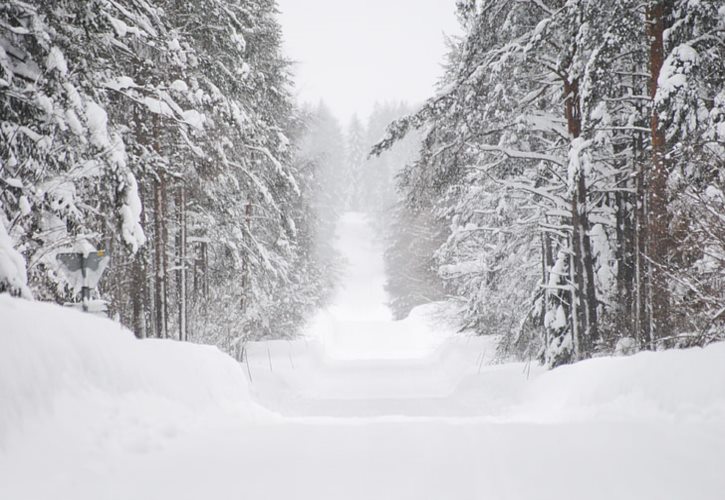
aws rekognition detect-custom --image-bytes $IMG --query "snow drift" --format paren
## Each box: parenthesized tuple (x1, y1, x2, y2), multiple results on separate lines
(0, 295, 255, 445)
(247, 321, 725, 423)
(513, 343, 725, 422)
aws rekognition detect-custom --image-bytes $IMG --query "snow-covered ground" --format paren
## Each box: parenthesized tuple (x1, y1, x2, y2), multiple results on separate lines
(305, 212, 451, 360)
(2, 212, 725, 500)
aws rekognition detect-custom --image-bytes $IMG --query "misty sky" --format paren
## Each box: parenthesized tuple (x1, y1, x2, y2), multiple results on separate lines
(276, 0, 461, 124)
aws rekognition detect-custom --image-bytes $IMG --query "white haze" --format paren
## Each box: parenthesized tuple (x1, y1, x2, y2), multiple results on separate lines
(276, 0, 461, 123)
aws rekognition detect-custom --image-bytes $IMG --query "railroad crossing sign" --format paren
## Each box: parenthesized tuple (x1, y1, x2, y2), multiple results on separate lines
(56, 250, 110, 312)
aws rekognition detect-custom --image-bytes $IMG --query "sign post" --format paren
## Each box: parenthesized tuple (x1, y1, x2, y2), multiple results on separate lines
(56, 250, 110, 313)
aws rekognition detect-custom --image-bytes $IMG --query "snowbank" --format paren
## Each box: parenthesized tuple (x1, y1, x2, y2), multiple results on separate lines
(441, 340, 725, 422)
(513, 343, 725, 422)
(247, 322, 725, 423)
(306, 302, 456, 360)
(0, 295, 256, 445)
(0, 222, 31, 298)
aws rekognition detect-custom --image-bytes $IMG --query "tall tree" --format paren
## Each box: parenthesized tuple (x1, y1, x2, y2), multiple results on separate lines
(1, 0, 335, 353)
(646, 0, 671, 345)
(374, 0, 725, 366)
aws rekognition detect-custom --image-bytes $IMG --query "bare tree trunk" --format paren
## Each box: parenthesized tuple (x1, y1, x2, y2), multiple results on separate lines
(578, 170, 599, 349)
(612, 73, 638, 342)
(615, 181, 636, 336)
(241, 201, 253, 311)
(646, 0, 671, 344)
(569, 231, 585, 359)
(132, 252, 146, 339)
(631, 63, 653, 348)
(202, 241, 209, 298)
(565, 77, 598, 358)
(540, 228, 558, 361)
(153, 171, 168, 339)
(161, 175, 169, 338)
(540, 236, 548, 332)
(130, 103, 150, 339)
(541, 228, 554, 329)
(177, 185, 187, 342)
(635, 153, 652, 347)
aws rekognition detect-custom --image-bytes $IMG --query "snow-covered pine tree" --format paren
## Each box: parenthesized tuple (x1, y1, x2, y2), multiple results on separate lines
(1, 0, 332, 353)
(653, 0, 725, 344)
(1, 1, 146, 307)
(373, 0, 725, 366)
(384, 201, 446, 320)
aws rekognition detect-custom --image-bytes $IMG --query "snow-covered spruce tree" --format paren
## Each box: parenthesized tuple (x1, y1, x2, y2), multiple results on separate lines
(155, 0, 306, 349)
(653, 0, 725, 344)
(374, 0, 724, 366)
(64, 0, 199, 340)
(345, 101, 436, 319)
(299, 102, 347, 225)
(363, 102, 420, 221)
(288, 105, 347, 318)
(374, 0, 571, 363)
(384, 201, 446, 320)
(0, 1, 145, 306)
(293, 103, 347, 301)
(1, 0, 331, 352)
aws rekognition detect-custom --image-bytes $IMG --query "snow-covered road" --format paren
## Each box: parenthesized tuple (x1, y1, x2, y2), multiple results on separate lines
(2, 213, 725, 500)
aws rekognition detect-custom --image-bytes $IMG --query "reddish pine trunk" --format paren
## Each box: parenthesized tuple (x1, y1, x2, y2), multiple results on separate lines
(646, 1, 671, 344)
